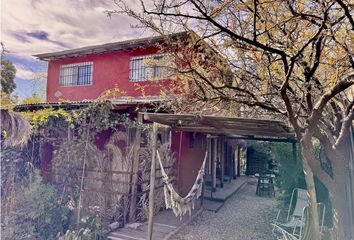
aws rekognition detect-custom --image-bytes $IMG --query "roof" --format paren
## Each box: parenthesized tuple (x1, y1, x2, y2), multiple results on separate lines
(33, 32, 188, 61)
(14, 96, 165, 112)
(143, 112, 295, 141)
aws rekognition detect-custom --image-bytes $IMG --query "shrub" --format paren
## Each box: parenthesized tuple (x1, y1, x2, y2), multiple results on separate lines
(64, 212, 108, 240)
(2, 171, 72, 239)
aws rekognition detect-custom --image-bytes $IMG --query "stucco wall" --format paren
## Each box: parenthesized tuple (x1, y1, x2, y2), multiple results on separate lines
(46, 47, 169, 102)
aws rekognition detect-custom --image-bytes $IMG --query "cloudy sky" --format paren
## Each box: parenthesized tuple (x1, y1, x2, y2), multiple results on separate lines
(1, 0, 145, 100)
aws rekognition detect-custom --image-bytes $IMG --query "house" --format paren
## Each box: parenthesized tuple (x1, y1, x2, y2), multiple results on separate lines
(31, 32, 241, 192)
(24, 32, 295, 225)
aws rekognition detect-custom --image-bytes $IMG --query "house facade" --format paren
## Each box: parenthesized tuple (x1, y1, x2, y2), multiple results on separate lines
(36, 34, 182, 102)
(33, 32, 246, 209)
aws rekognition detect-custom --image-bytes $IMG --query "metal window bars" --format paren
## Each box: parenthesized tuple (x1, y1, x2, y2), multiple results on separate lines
(129, 54, 172, 82)
(59, 62, 93, 86)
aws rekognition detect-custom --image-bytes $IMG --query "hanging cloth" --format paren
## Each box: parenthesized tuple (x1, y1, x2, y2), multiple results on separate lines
(157, 150, 207, 219)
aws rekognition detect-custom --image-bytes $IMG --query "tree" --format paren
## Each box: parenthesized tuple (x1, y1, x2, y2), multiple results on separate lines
(1, 44, 16, 94)
(111, 1, 354, 239)
(22, 93, 42, 105)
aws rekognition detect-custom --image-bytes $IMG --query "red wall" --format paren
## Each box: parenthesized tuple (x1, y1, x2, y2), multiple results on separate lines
(171, 132, 207, 196)
(46, 47, 169, 102)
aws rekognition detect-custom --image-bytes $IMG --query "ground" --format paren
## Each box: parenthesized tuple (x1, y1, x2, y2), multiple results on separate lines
(171, 181, 278, 240)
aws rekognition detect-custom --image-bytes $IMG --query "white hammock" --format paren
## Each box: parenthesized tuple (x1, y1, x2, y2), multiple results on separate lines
(157, 150, 207, 219)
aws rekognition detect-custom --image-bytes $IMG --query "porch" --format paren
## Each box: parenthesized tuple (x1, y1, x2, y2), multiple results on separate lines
(108, 176, 251, 240)
(108, 205, 203, 240)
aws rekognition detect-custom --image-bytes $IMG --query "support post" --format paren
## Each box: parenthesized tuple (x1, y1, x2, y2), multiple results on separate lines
(147, 123, 158, 240)
(212, 138, 217, 192)
(220, 138, 225, 187)
(129, 113, 142, 222)
(237, 145, 241, 177)
(228, 144, 232, 183)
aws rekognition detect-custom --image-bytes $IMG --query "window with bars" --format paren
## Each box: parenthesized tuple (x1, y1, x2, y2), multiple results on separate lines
(59, 62, 93, 86)
(129, 54, 172, 82)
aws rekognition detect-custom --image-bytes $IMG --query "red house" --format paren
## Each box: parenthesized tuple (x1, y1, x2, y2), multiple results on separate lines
(33, 32, 238, 196)
(31, 33, 288, 219)
(35, 33, 185, 102)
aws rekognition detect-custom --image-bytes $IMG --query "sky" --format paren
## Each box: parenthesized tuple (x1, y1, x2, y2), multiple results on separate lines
(1, 0, 145, 100)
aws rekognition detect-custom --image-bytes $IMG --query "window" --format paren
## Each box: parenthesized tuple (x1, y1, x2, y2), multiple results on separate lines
(59, 62, 93, 86)
(129, 54, 172, 82)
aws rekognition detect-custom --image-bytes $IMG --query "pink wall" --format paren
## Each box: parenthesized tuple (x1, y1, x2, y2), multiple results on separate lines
(171, 132, 207, 196)
(46, 47, 170, 102)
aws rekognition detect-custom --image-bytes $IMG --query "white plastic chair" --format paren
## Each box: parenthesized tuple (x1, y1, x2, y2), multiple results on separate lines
(273, 188, 326, 238)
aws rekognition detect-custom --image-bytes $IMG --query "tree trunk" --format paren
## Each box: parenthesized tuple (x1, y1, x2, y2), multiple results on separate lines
(300, 140, 322, 240)
(328, 139, 354, 240)
(329, 183, 353, 240)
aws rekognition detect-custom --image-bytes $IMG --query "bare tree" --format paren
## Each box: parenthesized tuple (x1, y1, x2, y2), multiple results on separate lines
(110, 0, 354, 239)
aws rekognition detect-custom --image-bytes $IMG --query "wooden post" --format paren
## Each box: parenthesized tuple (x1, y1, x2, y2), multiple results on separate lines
(220, 138, 225, 188)
(237, 145, 241, 177)
(228, 144, 233, 183)
(147, 123, 158, 240)
(129, 113, 142, 222)
(212, 138, 217, 192)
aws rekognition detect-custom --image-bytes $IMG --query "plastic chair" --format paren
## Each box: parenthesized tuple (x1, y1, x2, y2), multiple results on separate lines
(272, 188, 326, 238)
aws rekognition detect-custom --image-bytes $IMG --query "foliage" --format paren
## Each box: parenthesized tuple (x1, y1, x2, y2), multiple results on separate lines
(21, 107, 72, 130)
(245, 141, 272, 175)
(259, 142, 332, 225)
(269, 142, 306, 201)
(1, 59, 16, 94)
(64, 211, 108, 240)
(22, 93, 42, 105)
(2, 171, 72, 240)
(112, 1, 354, 238)
(0, 91, 18, 109)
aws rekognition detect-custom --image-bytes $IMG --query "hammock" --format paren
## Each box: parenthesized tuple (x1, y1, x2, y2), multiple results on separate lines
(157, 150, 207, 219)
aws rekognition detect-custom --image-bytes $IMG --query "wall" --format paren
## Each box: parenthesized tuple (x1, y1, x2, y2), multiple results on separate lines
(171, 131, 207, 196)
(46, 47, 170, 102)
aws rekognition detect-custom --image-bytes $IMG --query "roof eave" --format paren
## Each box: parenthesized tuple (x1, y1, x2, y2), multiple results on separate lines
(33, 32, 188, 61)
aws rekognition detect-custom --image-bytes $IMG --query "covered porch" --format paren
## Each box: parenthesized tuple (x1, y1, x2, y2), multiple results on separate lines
(137, 113, 296, 240)
(143, 113, 296, 202)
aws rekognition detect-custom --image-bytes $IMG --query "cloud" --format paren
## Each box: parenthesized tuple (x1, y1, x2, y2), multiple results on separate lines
(1, 0, 153, 98)
(26, 30, 49, 41)
(15, 65, 35, 80)
(2, 0, 143, 61)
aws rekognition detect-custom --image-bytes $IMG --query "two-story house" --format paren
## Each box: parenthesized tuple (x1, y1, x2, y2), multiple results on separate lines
(32, 32, 229, 198)
(27, 32, 279, 223)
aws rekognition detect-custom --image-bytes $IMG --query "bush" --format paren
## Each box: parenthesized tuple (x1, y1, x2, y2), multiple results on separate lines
(65, 212, 108, 240)
(2, 171, 72, 239)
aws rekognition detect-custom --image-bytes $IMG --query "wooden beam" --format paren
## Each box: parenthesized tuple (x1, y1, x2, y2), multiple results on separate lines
(147, 123, 158, 240)
(225, 136, 297, 143)
(143, 112, 295, 139)
(129, 113, 142, 222)
(173, 126, 293, 138)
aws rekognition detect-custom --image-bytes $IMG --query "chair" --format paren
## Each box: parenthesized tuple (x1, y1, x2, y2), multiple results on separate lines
(272, 188, 326, 238)
(256, 174, 275, 197)
(272, 206, 315, 240)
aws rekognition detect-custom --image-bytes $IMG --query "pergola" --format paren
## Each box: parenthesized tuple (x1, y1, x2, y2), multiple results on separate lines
(143, 112, 296, 141)
(142, 112, 297, 240)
